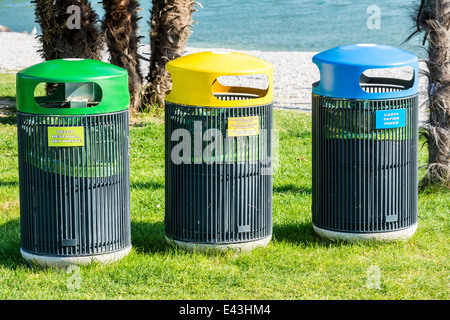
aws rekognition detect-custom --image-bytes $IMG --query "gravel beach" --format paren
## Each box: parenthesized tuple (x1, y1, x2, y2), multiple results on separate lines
(0, 31, 428, 121)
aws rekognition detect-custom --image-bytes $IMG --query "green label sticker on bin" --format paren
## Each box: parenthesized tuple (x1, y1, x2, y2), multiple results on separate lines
(375, 109, 406, 129)
(48, 127, 84, 147)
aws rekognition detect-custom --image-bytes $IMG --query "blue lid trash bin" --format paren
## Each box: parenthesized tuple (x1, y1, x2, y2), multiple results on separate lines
(311, 44, 419, 241)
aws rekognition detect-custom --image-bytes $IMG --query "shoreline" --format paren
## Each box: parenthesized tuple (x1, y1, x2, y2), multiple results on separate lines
(0, 31, 428, 118)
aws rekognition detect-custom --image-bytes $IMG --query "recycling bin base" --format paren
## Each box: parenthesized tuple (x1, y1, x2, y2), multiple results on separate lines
(20, 246, 131, 269)
(165, 235, 272, 252)
(312, 224, 418, 242)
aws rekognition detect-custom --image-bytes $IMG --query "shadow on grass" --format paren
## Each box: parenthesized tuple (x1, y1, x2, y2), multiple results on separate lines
(272, 220, 322, 246)
(0, 181, 19, 188)
(0, 218, 24, 269)
(0, 218, 171, 270)
(280, 130, 312, 140)
(418, 182, 450, 194)
(131, 220, 170, 254)
(129, 120, 163, 128)
(131, 180, 165, 191)
(0, 115, 17, 125)
(273, 183, 312, 195)
(0, 96, 16, 102)
(0, 107, 17, 125)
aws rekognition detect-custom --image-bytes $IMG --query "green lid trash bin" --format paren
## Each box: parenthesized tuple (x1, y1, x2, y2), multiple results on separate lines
(16, 59, 131, 267)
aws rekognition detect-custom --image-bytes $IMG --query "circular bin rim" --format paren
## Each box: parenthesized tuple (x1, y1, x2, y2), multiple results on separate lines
(16, 58, 130, 115)
(165, 51, 273, 108)
(312, 43, 419, 100)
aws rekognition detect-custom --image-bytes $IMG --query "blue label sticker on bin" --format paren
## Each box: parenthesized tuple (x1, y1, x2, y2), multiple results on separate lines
(375, 109, 406, 129)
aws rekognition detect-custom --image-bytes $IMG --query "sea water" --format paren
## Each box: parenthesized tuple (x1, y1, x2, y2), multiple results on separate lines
(0, 0, 424, 56)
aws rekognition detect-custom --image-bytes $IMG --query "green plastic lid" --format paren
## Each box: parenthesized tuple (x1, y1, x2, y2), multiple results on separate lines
(16, 59, 130, 115)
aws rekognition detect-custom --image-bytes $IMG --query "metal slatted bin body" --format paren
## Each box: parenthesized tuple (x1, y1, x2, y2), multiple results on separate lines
(16, 59, 131, 267)
(311, 44, 419, 241)
(164, 51, 274, 251)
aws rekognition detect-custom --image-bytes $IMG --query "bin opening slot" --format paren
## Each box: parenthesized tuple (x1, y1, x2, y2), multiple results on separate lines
(34, 82, 103, 108)
(312, 63, 320, 89)
(360, 66, 414, 93)
(212, 74, 269, 101)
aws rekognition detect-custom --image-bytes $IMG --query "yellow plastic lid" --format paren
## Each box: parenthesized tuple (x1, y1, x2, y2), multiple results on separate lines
(165, 51, 273, 107)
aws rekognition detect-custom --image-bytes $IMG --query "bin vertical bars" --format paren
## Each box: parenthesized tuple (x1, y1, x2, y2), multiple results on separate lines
(312, 86, 418, 233)
(18, 111, 130, 257)
(165, 100, 272, 245)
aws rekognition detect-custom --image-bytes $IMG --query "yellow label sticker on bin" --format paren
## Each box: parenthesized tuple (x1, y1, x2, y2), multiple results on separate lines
(48, 127, 84, 147)
(227, 116, 259, 137)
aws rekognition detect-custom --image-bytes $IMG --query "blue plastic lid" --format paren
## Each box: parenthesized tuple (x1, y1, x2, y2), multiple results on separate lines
(312, 44, 419, 99)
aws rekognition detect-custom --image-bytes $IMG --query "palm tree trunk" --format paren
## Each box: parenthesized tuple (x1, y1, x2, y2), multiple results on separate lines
(33, 0, 104, 93)
(409, 0, 450, 186)
(102, 0, 143, 113)
(142, 0, 198, 109)
(33, 0, 103, 60)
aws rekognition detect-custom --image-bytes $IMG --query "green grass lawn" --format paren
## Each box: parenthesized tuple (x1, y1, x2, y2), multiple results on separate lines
(0, 74, 449, 300)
